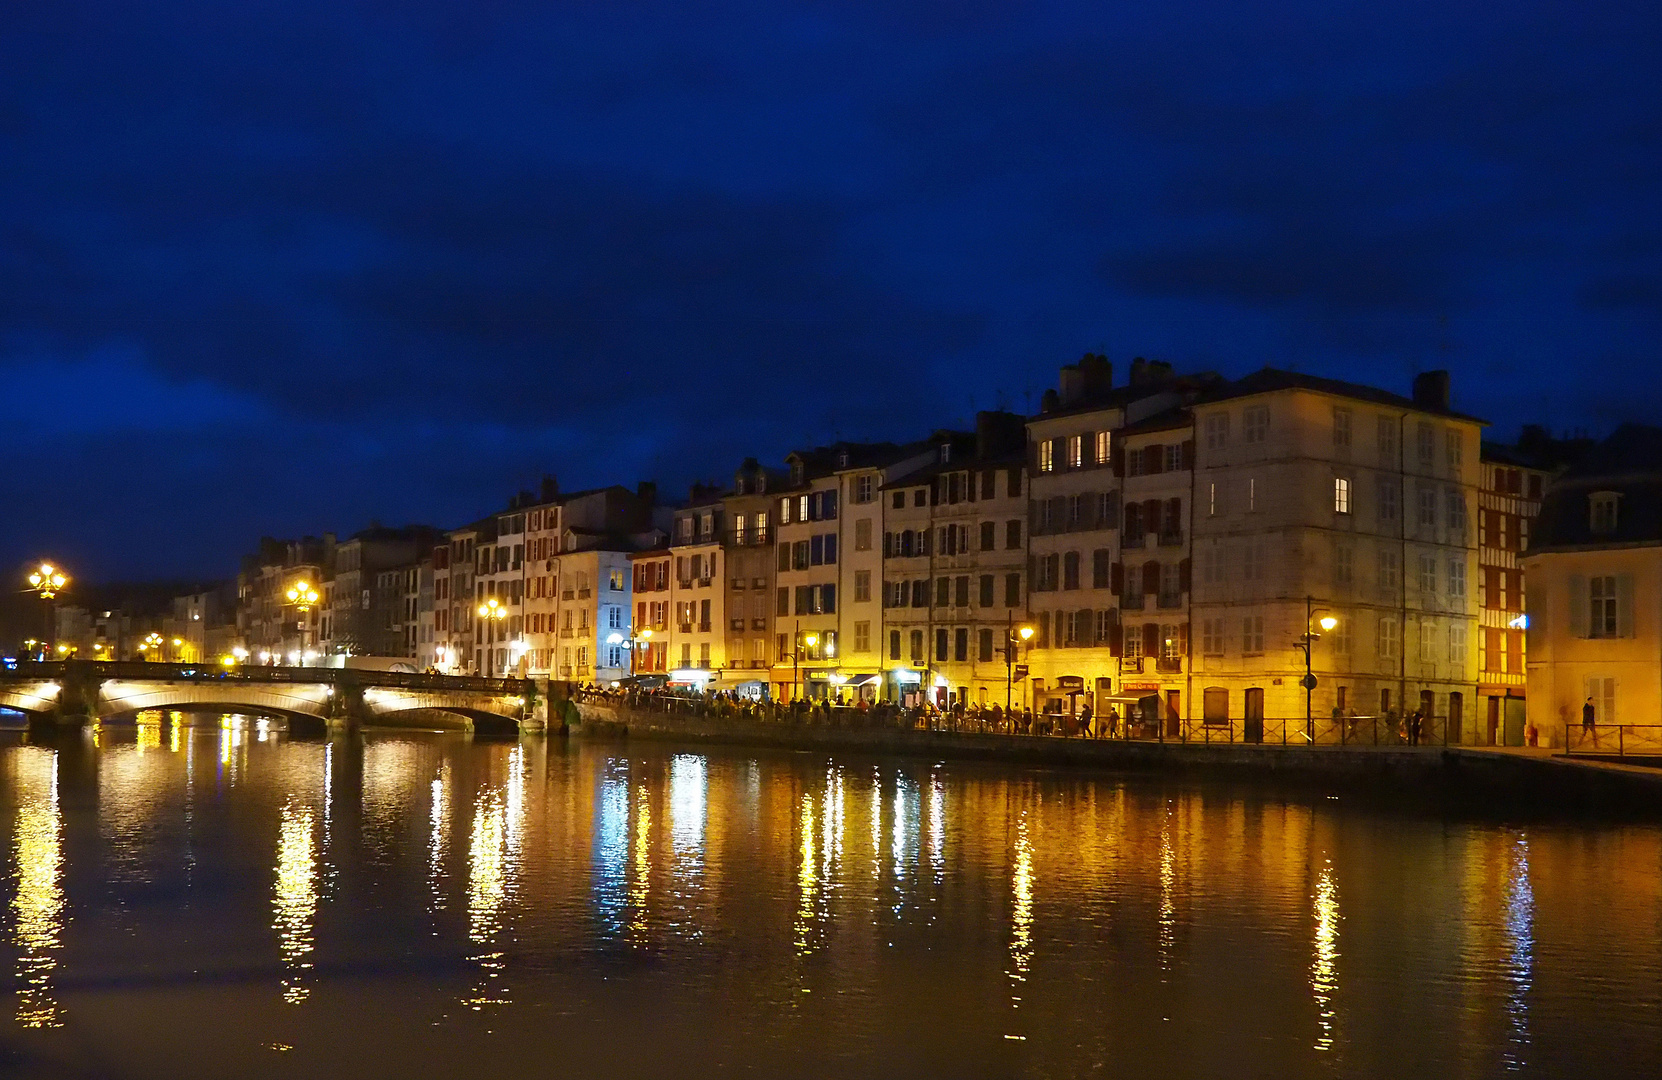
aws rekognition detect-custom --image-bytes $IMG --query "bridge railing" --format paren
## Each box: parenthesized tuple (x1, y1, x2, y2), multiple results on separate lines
(4, 660, 531, 696)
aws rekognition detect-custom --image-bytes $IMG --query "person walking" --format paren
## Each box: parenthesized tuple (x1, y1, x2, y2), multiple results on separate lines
(1583, 696, 1598, 748)
(1107, 705, 1119, 739)
(1080, 703, 1094, 739)
(1409, 708, 1423, 746)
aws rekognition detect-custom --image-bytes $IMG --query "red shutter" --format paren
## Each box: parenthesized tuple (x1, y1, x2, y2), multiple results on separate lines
(1142, 561, 1160, 593)
(1147, 445, 1163, 474)
(1143, 622, 1159, 655)
(1108, 622, 1122, 656)
(1111, 561, 1124, 593)
(1179, 558, 1192, 593)
(1144, 500, 1161, 529)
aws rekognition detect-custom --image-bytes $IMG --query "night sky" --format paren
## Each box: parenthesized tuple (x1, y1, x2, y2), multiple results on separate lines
(5, 1, 1659, 582)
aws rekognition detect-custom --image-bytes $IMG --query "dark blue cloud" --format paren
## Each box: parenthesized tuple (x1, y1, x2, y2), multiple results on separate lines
(3, 0, 1660, 580)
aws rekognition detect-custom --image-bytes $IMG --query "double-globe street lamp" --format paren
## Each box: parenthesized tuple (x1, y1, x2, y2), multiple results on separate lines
(1293, 595, 1339, 744)
(27, 563, 68, 661)
(477, 597, 508, 675)
(286, 581, 320, 666)
(790, 623, 820, 703)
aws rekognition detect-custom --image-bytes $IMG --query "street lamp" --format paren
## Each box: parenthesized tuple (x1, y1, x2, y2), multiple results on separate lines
(140, 632, 164, 660)
(27, 563, 67, 659)
(790, 623, 819, 702)
(1004, 614, 1036, 715)
(285, 581, 319, 666)
(1294, 595, 1339, 744)
(477, 597, 508, 675)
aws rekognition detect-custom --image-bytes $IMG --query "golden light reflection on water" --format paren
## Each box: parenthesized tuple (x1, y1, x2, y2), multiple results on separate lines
(628, 785, 651, 940)
(135, 721, 162, 754)
(429, 763, 450, 913)
(1007, 814, 1033, 1037)
(796, 793, 818, 955)
(1158, 808, 1175, 969)
(11, 749, 65, 1028)
(463, 745, 524, 1010)
(1503, 835, 1534, 1071)
(273, 798, 318, 1005)
(1312, 859, 1340, 1052)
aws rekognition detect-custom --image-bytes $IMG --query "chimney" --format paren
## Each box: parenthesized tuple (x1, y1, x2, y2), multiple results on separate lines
(1058, 363, 1084, 405)
(1412, 370, 1451, 411)
(1129, 356, 1149, 386)
(1040, 388, 1060, 414)
(540, 475, 559, 502)
(1079, 353, 1112, 396)
(975, 410, 1025, 459)
(636, 480, 657, 506)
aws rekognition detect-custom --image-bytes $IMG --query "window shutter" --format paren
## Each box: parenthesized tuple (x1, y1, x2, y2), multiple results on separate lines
(1111, 433, 1125, 477)
(1029, 499, 1041, 534)
(1568, 574, 1588, 638)
(1143, 561, 1160, 593)
(1618, 573, 1636, 637)
(1077, 608, 1093, 647)
(1083, 494, 1099, 530)
(1108, 621, 1123, 656)
(1178, 622, 1189, 653)
(1182, 439, 1196, 470)
(1179, 558, 1192, 593)
(1049, 496, 1066, 532)
(1143, 622, 1159, 655)
(1146, 446, 1163, 474)
(1111, 562, 1124, 593)
(1144, 499, 1161, 529)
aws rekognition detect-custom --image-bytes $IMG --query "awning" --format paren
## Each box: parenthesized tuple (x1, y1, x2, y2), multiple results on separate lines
(1100, 692, 1159, 705)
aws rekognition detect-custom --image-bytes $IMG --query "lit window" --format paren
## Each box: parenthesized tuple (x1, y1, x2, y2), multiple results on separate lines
(1334, 477, 1351, 514)
(1068, 434, 1083, 469)
(1094, 430, 1111, 464)
(1038, 440, 1054, 473)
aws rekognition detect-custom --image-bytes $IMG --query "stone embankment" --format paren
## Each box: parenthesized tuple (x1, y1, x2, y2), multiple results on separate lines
(573, 702, 1662, 813)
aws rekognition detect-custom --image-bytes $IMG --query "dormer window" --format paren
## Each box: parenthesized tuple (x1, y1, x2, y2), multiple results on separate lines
(838, 450, 850, 468)
(791, 462, 804, 485)
(940, 444, 952, 463)
(1590, 492, 1620, 534)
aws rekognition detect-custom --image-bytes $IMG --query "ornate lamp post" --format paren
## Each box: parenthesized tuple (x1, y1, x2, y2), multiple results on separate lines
(139, 632, 164, 661)
(1004, 614, 1036, 715)
(285, 581, 319, 666)
(477, 597, 508, 675)
(790, 623, 820, 702)
(27, 563, 67, 661)
(1293, 595, 1339, 744)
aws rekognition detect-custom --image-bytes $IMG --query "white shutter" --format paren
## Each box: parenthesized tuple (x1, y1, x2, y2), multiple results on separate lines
(1617, 573, 1636, 638)
(1568, 574, 1588, 638)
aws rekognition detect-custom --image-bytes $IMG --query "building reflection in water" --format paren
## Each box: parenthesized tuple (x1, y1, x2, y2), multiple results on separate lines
(10, 748, 65, 1028)
(273, 797, 318, 1005)
(1006, 813, 1033, 1039)
(1503, 834, 1534, 1071)
(669, 754, 707, 930)
(1312, 859, 1340, 1052)
(593, 761, 630, 937)
(464, 744, 524, 1010)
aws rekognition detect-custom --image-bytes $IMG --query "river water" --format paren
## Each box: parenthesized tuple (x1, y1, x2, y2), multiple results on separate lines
(0, 718, 1658, 1079)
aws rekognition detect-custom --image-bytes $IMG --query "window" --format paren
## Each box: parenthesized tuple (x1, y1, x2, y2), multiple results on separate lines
(1333, 407, 1352, 449)
(1094, 430, 1111, 465)
(1591, 493, 1620, 534)
(854, 570, 871, 603)
(1247, 477, 1257, 512)
(1419, 619, 1436, 662)
(1590, 575, 1618, 638)
(1242, 615, 1264, 654)
(855, 475, 874, 503)
(734, 516, 749, 546)
(936, 577, 950, 607)
(1331, 618, 1351, 655)
(798, 494, 810, 522)
(1417, 422, 1435, 467)
(1334, 477, 1351, 514)
(780, 496, 793, 524)
(1418, 486, 1437, 528)
(1377, 476, 1399, 523)
(1449, 624, 1467, 665)
(755, 512, 769, 544)
(1159, 625, 1179, 662)
(892, 491, 905, 510)
(910, 630, 925, 664)
(1006, 519, 1022, 550)
(1378, 416, 1398, 463)
(979, 628, 994, 662)
(1377, 617, 1399, 661)
(854, 621, 870, 653)
(889, 630, 901, 660)
(1164, 444, 1183, 472)
(1333, 544, 1353, 587)
(1124, 626, 1143, 661)
(955, 576, 970, 607)
(777, 587, 789, 616)
(1445, 489, 1467, 532)
(1204, 413, 1229, 450)
(1446, 429, 1464, 469)
(1068, 434, 1084, 469)
(913, 489, 926, 507)
(1241, 540, 1261, 582)
(1201, 618, 1224, 655)
(1062, 551, 1080, 590)
(979, 575, 994, 607)
(1005, 572, 1022, 607)
(1038, 440, 1055, 473)
(954, 628, 969, 662)
(1091, 549, 1111, 589)
(1208, 481, 1218, 517)
(1448, 559, 1466, 603)
(1419, 554, 1437, 596)
(1243, 405, 1270, 443)
(1378, 549, 1400, 591)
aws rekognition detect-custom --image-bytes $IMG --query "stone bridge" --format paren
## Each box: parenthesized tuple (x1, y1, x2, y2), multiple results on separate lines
(0, 660, 545, 735)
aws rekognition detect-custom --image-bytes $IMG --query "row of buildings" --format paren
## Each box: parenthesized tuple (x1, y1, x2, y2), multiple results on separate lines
(209, 354, 1635, 746)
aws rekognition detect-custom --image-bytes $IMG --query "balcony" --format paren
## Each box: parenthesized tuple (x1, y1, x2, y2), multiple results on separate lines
(559, 628, 574, 638)
(1122, 533, 1146, 550)
(1157, 592, 1183, 609)
(730, 618, 746, 631)
(1122, 593, 1146, 611)
(752, 618, 768, 630)
(699, 622, 711, 633)
(578, 588, 591, 599)
(562, 590, 574, 600)
(1121, 657, 1143, 673)
(559, 665, 572, 677)
(577, 664, 590, 676)
(698, 577, 713, 588)
(1157, 531, 1185, 548)
(1156, 657, 1183, 674)
(678, 623, 694, 635)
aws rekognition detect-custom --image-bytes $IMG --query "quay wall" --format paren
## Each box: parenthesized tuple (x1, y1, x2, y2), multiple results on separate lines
(574, 703, 1662, 813)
